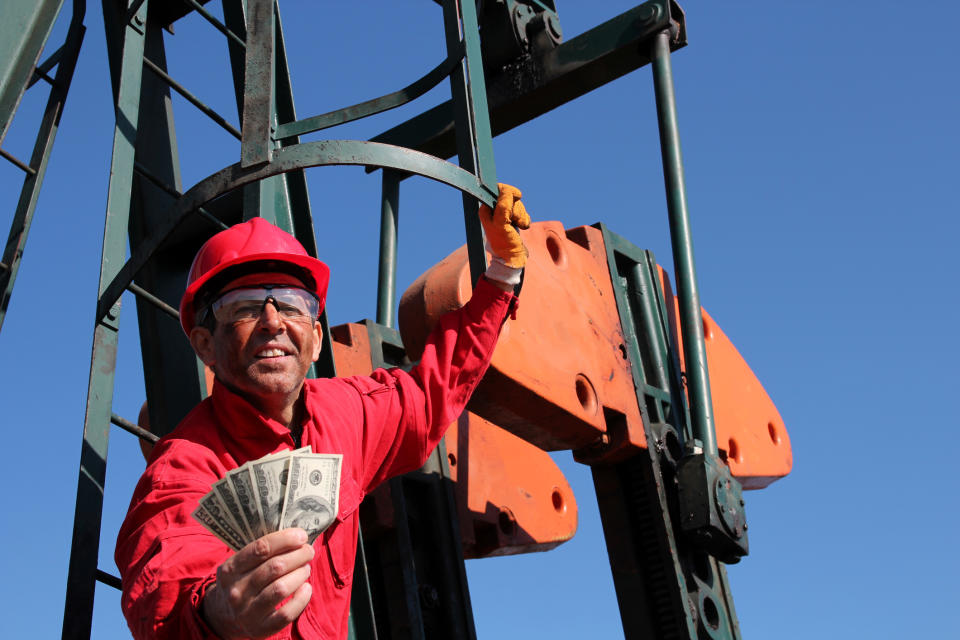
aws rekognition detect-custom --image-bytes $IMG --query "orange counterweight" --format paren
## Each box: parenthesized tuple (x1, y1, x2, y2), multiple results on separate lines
(400, 222, 646, 459)
(658, 270, 792, 488)
(398, 221, 791, 486)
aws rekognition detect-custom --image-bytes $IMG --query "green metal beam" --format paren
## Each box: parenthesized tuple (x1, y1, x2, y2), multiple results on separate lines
(128, 20, 207, 439)
(376, 170, 400, 328)
(372, 0, 680, 165)
(590, 225, 741, 640)
(0, 0, 65, 145)
(240, 0, 273, 167)
(62, 3, 148, 637)
(442, 0, 496, 286)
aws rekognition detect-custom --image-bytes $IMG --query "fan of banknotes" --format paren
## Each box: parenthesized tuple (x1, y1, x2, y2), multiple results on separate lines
(193, 446, 342, 550)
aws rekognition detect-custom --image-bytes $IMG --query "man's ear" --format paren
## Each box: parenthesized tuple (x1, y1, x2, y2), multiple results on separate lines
(311, 321, 323, 362)
(189, 326, 217, 367)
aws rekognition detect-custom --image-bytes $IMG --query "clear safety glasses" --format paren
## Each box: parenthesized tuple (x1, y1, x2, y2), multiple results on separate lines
(209, 286, 320, 325)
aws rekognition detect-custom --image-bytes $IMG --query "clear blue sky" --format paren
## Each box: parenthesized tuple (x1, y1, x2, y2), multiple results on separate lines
(1, 2, 957, 638)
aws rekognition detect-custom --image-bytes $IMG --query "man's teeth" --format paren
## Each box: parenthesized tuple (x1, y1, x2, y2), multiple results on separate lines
(258, 348, 286, 357)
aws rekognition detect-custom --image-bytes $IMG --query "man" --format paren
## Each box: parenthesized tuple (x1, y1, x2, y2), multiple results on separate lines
(115, 184, 530, 639)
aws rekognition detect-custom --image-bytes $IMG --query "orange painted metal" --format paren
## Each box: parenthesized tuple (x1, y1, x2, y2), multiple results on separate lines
(329, 321, 578, 556)
(399, 222, 646, 462)
(658, 270, 792, 488)
(398, 221, 791, 485)
(444, 412, 577, 558)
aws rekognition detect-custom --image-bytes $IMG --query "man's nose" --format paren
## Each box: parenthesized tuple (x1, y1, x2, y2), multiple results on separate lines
(256, 298, 284, 330)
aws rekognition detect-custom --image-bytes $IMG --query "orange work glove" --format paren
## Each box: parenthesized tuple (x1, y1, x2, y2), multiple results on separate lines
(478, 182, 531, 269)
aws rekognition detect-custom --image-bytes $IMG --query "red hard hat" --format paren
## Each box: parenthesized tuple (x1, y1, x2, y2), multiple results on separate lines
(179, 218, 330, 335)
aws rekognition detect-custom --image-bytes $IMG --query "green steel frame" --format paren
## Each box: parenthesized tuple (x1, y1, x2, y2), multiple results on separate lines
(591, 225, 741, 639)
(349, 320, 478, 640)
(61, 0, 499, 637)
(0, 0, 85, 332)
(40, 1, 750, 638)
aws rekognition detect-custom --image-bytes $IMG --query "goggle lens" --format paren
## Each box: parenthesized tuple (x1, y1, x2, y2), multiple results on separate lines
(210, 286, 319, 324)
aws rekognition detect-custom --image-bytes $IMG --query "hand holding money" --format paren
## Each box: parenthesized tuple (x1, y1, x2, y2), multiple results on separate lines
(202, 528, 314, 639)
(194, 447, 342, 638)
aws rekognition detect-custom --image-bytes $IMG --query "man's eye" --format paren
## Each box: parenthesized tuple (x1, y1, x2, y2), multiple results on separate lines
(277, 302, 305, 316)
(232, 302, 262, 318)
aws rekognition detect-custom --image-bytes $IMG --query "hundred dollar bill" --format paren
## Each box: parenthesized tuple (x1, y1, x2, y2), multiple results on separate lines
(251, 453, 293, 532)
(227, 463, 266, 539)
(193, 502, 244, 551)
(198, 492, 248, 547)
(213, 477, 252, 544)
(279, 453, 342, 543)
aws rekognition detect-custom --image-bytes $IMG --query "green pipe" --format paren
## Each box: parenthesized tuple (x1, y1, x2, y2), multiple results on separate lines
(376, 169, 400, 328)
(650, 29, 717, 455)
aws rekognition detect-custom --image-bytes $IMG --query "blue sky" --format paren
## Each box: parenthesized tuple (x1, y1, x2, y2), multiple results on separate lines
(1, 1, 957, 638)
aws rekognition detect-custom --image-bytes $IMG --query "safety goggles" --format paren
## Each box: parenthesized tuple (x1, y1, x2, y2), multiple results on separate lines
(208, 285, 320, 325)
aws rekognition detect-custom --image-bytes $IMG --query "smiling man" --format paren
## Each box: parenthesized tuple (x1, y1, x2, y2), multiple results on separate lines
(114, 184, 530, 640)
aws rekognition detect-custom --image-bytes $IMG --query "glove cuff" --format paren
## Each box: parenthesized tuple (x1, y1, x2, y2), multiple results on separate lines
(485, 256, 523, 286)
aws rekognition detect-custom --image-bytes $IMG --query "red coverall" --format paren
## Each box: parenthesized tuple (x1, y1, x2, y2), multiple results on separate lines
(116, 278, 515, 640)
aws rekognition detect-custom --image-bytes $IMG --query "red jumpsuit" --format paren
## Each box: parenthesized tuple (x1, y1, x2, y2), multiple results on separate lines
(116, 278, 515, 639)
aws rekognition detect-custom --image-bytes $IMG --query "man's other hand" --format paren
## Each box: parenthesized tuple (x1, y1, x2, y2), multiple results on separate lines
(478, 182, 531, 269)
(202, 528, 315, 639)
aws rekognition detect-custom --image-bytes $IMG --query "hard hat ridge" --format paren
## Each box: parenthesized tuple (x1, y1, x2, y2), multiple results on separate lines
(179, 217, 330, 335)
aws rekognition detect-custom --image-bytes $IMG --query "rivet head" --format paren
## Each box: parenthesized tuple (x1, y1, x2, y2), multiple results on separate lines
(638, 5, 661, 23)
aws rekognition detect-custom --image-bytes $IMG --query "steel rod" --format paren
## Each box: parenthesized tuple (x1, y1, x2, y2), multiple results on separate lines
(376, 170, 400, 328)
(27, 42, 65, 89)
(132, 161, 228, 230)
(127, 282, 180, 320)
(32, 67, 58, 87)
(275, 44, 464, 140)
(0, 148, 37, 175)
(650, 29, 716, 455)
(111, 412, 160, 444)
(183, 0, 246, 49)
(142, 57, 242, 140)
(95, 569, 123, 590)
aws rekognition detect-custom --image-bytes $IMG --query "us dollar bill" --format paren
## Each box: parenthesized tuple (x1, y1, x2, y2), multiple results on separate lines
(279, 453, 342, 544)
(193, 502, 244, 551)
(198, 492, 248, 547)
(251, 454, 293, 532)
(194, 447, 321, 546)
(227, 463, 266, 539)
(213, 477, 252, 543)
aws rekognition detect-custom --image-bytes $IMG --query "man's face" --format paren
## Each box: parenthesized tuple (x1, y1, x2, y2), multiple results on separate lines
(190, 272, 322, 408)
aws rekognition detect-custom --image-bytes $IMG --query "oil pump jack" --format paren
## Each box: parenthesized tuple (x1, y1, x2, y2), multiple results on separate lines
(0, 1, 791, 638)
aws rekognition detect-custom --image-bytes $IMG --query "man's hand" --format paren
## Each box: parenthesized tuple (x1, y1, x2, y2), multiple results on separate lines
(478, 183, 531, 269)
(202, 528, 315, 639)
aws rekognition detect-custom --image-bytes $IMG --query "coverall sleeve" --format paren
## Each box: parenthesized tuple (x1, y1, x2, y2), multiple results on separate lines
(350, 276, 515, 492)
(115, 438, 230, 640)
